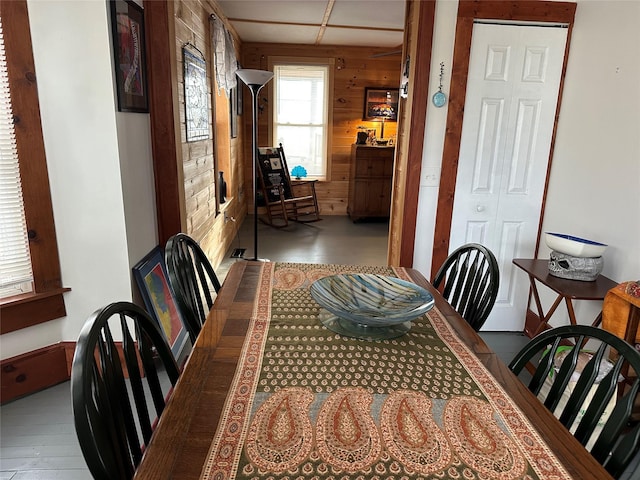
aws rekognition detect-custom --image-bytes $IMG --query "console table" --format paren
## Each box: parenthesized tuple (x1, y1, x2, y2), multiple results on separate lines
(347, 144, 394, 222)
(513, 258, 618, 337)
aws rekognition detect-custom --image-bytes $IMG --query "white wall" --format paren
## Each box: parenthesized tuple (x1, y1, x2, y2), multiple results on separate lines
(0, 0, 157, 359)
(414, 0, 640, 329)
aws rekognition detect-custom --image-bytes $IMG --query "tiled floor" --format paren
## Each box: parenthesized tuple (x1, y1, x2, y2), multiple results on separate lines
(0, 215, 531, 479)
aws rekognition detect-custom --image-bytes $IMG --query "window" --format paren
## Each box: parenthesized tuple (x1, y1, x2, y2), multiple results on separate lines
(273, 64, 330, 178)
(0, 0, 68, 334)
(0, 17, 33, 299)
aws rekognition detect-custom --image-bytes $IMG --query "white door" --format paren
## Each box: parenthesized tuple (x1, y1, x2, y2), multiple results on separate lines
(450, 22, 568, 331)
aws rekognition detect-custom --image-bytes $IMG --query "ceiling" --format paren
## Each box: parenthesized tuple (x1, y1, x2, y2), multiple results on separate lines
(216, 0, 406, 49)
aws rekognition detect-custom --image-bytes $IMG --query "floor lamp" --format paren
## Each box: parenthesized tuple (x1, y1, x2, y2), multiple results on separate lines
(236, 69, 274, 261)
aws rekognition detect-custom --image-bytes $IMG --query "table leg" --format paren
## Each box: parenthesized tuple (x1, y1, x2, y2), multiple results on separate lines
(532, 294, 564, 337)
(529, 276, 545, 322)
(624, 305, 639, 346)
(564, 298, 577, 325)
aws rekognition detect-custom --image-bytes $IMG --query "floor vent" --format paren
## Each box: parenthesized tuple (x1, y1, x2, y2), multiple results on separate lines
(231, 248, 246, 258)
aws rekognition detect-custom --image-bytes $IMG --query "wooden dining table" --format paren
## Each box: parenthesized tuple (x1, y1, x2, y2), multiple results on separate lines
(133, 261, 612, 480)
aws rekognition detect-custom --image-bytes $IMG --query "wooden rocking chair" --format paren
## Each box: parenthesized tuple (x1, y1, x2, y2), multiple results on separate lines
(256, 143, 320, 227)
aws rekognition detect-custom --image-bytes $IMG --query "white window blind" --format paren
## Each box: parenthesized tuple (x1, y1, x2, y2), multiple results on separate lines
(0, 17, 34, 298)
(273, 64, 329, 177)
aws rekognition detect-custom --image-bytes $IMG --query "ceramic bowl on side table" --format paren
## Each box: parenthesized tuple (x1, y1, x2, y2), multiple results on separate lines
(544, 232, 607, 258)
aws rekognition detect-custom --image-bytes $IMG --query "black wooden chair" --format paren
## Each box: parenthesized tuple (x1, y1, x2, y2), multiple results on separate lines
(71, 301, 180, 480)
(509, 325, 640, 478)
(432, 243, 500, 331)
(256, 143, 320, 227)
(165, 233, 221, 343)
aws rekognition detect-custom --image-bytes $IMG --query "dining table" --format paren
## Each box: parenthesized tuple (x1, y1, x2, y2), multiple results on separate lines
(133, 261, 612, 480)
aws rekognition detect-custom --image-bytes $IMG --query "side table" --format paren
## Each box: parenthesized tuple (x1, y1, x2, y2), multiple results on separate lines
(513, 258, 618, 338)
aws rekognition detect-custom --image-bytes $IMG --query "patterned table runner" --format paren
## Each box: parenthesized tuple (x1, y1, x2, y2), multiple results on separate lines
(201, 262, 571, 479)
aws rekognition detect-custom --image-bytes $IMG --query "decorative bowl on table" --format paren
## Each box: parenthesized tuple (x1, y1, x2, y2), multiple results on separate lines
(310, 273, 434, 340)
(544, 232, 607, 258)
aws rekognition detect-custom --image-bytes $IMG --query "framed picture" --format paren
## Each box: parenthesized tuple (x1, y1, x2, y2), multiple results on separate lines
(133, 246, 189, 361)
(363, 87, 399, 122)
(183, 44, 210, 142)
(236, 79, 243, 115)
(230, 87, 238, 138)
(109, 0, 148, 113)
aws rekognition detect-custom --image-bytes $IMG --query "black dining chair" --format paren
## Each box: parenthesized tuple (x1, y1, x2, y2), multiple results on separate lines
(165, 233, 221, 343)
(71, 301, 180, 480)
(432, 243, 500, 331)
(509, 325, 640, 478)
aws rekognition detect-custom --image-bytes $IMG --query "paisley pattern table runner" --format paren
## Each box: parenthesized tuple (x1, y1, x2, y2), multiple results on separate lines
(200, 262, 571, 480)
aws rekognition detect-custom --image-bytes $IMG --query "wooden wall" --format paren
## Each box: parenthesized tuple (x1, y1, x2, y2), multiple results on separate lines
(171, 0, 246, 268)
(240, 44, 402, 215)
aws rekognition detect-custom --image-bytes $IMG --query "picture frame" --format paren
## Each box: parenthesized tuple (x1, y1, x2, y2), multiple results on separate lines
(363, 87, 399, 122)
(109, 0, 149, 113)
(183, 44, 210, 142)
(236, 79, 243, 115)
(132, 246, 189, 362)
(230, 87, 238, 138)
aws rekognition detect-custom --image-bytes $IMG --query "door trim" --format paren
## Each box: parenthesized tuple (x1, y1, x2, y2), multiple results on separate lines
(430, 0, 576, 279)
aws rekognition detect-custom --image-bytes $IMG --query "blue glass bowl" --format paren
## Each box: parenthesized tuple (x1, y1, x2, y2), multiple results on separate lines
(310, 274, 434, 328)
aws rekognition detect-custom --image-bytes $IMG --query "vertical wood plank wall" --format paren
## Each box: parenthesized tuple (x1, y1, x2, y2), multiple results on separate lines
(170, 1, 245, 268)
(241, 44, 402, 216)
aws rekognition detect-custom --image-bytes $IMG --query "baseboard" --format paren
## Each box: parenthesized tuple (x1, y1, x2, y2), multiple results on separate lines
(1, 341, 139, 404)
(1, 343, 71, 404)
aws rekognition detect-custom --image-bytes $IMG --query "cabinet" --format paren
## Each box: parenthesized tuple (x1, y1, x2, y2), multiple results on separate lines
(348, 145, 394, 222)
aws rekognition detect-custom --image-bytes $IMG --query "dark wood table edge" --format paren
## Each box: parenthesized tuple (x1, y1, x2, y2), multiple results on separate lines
(133, 262, 612, 480)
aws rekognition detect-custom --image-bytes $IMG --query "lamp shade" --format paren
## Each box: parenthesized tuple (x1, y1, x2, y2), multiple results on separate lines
(236, 69, 274, 88)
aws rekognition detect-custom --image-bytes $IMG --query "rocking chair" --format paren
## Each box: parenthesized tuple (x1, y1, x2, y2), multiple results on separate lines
(256, 143, 320, 227)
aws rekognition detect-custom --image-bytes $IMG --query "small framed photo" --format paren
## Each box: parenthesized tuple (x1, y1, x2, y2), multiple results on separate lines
(363, 87, 399, 122)
(109, 0, 148, 113)
(133, 246, 189, 362)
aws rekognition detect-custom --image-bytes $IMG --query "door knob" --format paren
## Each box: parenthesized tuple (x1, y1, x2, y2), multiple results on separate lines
(476, 205, 485, 212)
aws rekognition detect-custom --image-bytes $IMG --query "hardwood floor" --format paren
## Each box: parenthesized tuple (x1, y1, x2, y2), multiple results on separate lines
(0, 216, 530, 479)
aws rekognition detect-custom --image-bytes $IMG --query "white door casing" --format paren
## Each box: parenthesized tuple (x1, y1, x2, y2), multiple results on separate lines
(450, 23, 568, 331)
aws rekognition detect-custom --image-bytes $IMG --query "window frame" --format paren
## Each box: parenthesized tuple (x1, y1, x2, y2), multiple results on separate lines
(268, 56, 334, 181)
(0, 0, 69, 334)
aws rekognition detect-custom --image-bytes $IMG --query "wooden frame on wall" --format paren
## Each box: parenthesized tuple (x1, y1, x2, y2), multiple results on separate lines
(363, 87, 399, 122)
(183, 44, 210, 142)
(109, 0, 149, 113)
(230, 87, 238, 138)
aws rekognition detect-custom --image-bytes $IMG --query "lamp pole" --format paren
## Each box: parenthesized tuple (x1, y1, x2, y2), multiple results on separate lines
(236, 69, 274, 261)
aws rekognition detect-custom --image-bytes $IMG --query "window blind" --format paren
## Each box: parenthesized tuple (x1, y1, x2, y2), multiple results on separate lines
(0, 18, 34, 296)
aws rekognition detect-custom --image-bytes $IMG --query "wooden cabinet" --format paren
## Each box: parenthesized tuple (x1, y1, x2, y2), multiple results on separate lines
(348, 145, 394, 222)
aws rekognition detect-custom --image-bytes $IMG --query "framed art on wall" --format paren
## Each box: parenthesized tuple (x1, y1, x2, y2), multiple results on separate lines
(230, 87, 238, 138)
(132, 246, 189, 362)
(363, 87, 399, 122)
(183, 44, 210, 142)
(109, 0, 148, 113)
